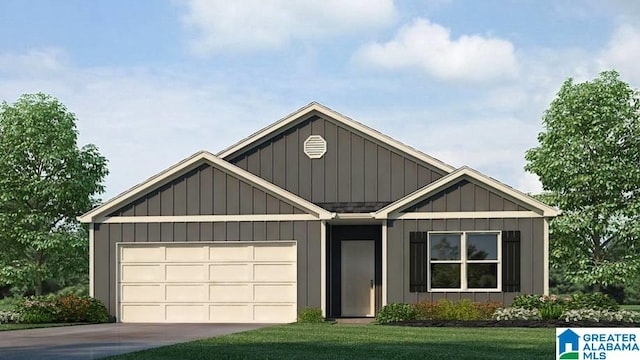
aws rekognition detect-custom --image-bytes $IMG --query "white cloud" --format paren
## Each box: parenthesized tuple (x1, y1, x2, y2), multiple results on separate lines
(355, 18, 519, 83)
(599, 23, 640, 84)
(180, 0, 396, 54)
(0, 48, 69, 76)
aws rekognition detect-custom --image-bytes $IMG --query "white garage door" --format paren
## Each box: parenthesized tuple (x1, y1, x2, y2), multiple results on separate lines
(117, 241, 297, 323)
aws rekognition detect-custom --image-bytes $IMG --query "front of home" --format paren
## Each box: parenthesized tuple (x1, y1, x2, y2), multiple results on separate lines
(79, 102, 558, 323)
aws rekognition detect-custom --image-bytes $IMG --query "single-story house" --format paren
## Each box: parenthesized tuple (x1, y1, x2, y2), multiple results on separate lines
(79, 102, 558, 323)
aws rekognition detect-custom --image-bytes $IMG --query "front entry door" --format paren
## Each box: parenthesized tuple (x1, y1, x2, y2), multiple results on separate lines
(341, 240, 375, 317)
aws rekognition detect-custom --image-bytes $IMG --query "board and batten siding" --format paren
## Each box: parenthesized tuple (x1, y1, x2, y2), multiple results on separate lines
(108, 163, 307, 217)
(403, 179, 531, 213)
(386, 217, 544, 305)
(226, 115, 446, 208)
(93, 220, 322, 316)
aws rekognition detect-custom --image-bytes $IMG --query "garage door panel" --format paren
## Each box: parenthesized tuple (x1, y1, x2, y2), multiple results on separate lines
(254, 244, 296, 261)
(166, 264, 207, 281)
(254, 284, 296, 302)
(166, 305, 207, 322)
(121, 305, 163, 322)
(210, 245, 252, 261)
(121, 285, 163, 302)
(119, 242, 296, 323)
(210, 284, 251, 302)
(209, 305, 252, 322)
(166, 285, 207, 302)
(254, 264, 296, 282)
(166, 246, 207, 261)
(121, 264, 164, 282)
(121, 246, 164, 262)
(210, 264, 252, 282)
(254, 305, 296, 322)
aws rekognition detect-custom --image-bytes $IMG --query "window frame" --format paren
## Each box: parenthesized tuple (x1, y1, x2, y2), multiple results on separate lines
(427, 231, 502, 292)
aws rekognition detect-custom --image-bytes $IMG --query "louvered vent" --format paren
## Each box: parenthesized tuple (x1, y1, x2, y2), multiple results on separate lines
(303, 135, 327, 159)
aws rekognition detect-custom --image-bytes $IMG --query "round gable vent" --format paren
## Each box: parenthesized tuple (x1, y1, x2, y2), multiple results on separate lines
(304, 135, 327, 159)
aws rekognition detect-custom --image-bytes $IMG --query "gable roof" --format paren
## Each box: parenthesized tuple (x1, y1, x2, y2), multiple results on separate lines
(374, 166, 559, 218)
(78, 151, 334, 223)
(217, 102, 456, 174)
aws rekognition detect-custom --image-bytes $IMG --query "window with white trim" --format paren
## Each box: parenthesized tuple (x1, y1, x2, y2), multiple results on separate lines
(428, 232, 501, 291)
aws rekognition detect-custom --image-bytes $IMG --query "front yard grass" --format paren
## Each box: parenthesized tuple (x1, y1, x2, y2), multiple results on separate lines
(106, 323, 555, 360)
(0, 323, 79, 331)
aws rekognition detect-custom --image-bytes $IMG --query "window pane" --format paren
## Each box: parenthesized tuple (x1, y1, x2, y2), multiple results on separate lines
(467, 234, 498, 260)
(430, 234, 460, 260)
(467, 263, 498, 288)
(430, 263, 461, 288)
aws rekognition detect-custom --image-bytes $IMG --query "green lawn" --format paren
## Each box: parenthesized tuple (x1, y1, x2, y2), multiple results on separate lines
(0, 323, 78, 331)
(621, 305, 640, 311)
(106, 324, 555, 360)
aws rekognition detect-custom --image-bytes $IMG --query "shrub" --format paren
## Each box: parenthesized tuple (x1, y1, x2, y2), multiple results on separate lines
(562, 309, 640, 323)
(493, 307, 541, 320)
(413, 300, 438, 320)
(539, 302, 564, 320)
(376, 303, 417, 324)
(297, 307, 324, 323)
(16, 294, 109, 324)
(414, 299, 502, 320)
(0, 311, 21, 324)
(566, 292, 619, 311)
(16, 297, 59, 323)
(433, 299, 480, 320)
(56, 294, 109, 323)
(476, 301, 503, 319)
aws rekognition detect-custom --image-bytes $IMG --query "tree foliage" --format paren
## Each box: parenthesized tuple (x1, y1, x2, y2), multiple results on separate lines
(525, 70, 640, 289)
(0, 93, 108, 295)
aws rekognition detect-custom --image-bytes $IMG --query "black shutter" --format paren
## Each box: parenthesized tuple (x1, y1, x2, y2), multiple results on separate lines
(410, 232, 427, 292)
(502, 230, 521, 292)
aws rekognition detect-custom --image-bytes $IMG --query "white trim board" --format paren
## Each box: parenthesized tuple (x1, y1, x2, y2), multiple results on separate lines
(96, 214, 319, 224)
(78, 151, 333, 223)
(391, 211, 543, 220)
(217, 102, 455, 173)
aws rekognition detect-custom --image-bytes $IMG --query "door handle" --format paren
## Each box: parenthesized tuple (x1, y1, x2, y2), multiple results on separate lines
(370, 279, 374, 289)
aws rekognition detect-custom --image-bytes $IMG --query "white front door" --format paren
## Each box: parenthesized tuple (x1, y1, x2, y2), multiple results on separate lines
(340, 240, 375, 317)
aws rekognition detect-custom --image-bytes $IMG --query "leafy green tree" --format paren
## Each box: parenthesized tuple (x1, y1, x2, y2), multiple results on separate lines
(0, 93, 108, 295)
(525, 70, 640, 291)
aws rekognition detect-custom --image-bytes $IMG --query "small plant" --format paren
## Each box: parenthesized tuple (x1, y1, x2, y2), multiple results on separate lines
(413, 300, 438, 320)
(16, 297, 59, 323)
(433, 299, 479, 320)
(297, 307, 324, 323)
(493, 307, 541, 320)
(562, 309, 640, 323)
(475, 301, 503, 319)
(538, 302, 564, 320)
(0, 310, 21, 324)
(376, 303, 417, 324)
(565, 292, 619, 311)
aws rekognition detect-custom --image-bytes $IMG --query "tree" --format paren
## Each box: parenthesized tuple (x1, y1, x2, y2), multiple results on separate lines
(0, 93, 108, 295)
(525, 70, 640, 291)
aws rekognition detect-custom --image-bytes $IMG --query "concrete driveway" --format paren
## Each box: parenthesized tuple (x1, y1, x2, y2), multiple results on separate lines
(0, 323, 270, 360)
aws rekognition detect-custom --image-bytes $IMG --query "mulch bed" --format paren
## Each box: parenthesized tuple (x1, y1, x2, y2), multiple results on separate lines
(390, 320, 640, 328)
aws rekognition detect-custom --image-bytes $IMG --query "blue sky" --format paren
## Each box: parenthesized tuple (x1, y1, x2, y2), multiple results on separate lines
(1, 0, 639, 200)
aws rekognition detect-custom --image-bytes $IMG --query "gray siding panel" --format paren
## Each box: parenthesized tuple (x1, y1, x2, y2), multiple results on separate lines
(226, 115, 447, 210)
(406, 180, 533, 213)
(108, 163, 308, 217)
(388, 217, 544, 306)
(93, 220, 322, 318)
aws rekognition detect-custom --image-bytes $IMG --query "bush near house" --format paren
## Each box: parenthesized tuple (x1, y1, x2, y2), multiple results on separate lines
(375, 303, 418, 324)
(15, 294, 109, 324)
(297, 307, 324, 323)
(509, 293, 619, 320)
(377, 299, 502, 323)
